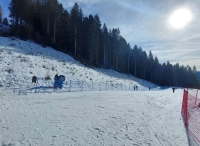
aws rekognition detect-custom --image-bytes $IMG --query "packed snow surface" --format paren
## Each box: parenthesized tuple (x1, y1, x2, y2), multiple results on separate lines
(1, 89, 188, 146)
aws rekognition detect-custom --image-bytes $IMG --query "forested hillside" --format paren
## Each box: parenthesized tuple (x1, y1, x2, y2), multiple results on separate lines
(0, 0, 199, 88)
(197, 72, 200, 81)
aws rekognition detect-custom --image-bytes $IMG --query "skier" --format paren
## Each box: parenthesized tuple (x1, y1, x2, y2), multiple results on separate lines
(32, 76, 37, 83)
(172, 87, 175, 93)
(54, 74, 59, 89)
(54, 73, 58, 79)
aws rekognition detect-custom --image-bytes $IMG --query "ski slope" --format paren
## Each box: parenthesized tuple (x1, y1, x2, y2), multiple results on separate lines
(0, 36, 192, 145)
(1, 89, 188, 146)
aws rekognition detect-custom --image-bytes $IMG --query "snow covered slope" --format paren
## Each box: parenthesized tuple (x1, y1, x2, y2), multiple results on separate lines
(0, 36, 156, 92)
(0, 89, 189, 146)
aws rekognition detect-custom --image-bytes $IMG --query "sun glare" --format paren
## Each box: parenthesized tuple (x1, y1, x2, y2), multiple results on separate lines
(169, 8, 192, 29)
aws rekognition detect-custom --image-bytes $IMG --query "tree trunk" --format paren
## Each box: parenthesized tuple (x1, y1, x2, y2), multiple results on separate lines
(53, 20, 57, 44)
(135, 60, 136, 76)
(96, 49, 97, 65)
(47, 11, 50, 35)
(104, 45, 106, 67)
(75, 27, 77, 54)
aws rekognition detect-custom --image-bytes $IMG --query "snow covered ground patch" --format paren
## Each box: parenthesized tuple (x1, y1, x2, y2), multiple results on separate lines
(0, 88, 188, 146)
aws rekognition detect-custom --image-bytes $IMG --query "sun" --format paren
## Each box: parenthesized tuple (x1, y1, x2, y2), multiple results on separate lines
(169, 8, 192, 29)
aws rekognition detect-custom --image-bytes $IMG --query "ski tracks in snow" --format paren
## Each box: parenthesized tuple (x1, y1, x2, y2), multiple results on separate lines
(0, 90, 188, 146)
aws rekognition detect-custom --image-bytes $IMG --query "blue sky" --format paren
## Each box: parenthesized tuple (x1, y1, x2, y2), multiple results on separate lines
(1, 0, 200, 71)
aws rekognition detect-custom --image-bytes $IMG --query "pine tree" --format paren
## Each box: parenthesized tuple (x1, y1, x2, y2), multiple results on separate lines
(93, 14, 101, 65)
(70, 3, 83, 54)
(56, 9, 70, 52)
(2, 18, 9, 25)
(9, 0, 32, 38)
(0, 5, 3, 23)
(132, 45, 139, 77)
(86, 15, 100, 64)
(111, 28, 120, 69)
(102, 23, 109, 67)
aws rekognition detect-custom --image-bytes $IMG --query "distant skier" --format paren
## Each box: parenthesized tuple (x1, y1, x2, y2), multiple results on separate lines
(172, 87, 175, 93)
(32, 76, 37, 83)
(54, 73, 59, 89)
(54, 73, 58, 79)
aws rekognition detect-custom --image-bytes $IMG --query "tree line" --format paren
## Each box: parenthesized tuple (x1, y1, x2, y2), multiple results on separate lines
(1, 0, 199, 88)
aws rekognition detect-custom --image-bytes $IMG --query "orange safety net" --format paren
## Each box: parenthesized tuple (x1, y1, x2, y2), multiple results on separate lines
(181, 89, 200, 144)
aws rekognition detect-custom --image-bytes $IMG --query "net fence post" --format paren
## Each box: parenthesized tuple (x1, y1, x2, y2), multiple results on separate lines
(181, 89, 188, 126)
(69, 80, 71, 92)
(185, 90, 188, 126)
(81, 81, 83, 91)
(99, 83, 101, 91)
(195, 89, 199, 105)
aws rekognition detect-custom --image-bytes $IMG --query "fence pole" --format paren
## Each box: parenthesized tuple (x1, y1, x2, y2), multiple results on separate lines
(185, 90, 188, 126)
(195, 89, 199, 105)
(99, 83, 101, 91)
(182, 89, 188, 126)
(81, 81, 83, 91)
(35, 79, 38, 93)
(69, 80, 71, 92)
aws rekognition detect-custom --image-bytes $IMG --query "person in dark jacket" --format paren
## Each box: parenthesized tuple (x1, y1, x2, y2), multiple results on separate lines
(54, 73, 58, 79)
(32, 76, 37, 83)
(54, 74, 58, 87)
(172, 87, 175, 93)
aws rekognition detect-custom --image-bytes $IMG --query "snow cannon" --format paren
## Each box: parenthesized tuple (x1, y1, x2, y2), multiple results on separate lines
(54, 75, 65, 89)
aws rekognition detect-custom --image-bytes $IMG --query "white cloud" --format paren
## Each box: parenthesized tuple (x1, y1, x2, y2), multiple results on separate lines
(58, 0, 101, 8)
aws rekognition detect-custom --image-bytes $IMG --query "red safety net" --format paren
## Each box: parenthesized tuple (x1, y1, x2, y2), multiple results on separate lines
(181, 89, 200, 144)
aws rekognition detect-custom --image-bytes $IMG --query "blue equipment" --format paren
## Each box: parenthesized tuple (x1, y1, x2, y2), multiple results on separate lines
(54, 75, 65, 89)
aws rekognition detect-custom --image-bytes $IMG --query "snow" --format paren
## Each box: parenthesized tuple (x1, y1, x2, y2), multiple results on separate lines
(1, 89, 188, 146)
(0, 36, 192, 145)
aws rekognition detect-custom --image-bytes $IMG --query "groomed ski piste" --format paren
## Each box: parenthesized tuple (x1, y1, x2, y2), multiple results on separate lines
(0, 36, 194, 145)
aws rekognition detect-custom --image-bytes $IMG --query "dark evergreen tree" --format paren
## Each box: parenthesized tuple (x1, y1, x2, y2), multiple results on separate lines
(70, 2, 83, 54)
(0, 5, 3, 23)
(56, 9, 70, 52)
(86, 15, 100, 64)
(101, 23, 109, 67)
(9, 0, 32, 38)
(132, 45, 139, 77)
(2, 18, 9, 25)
